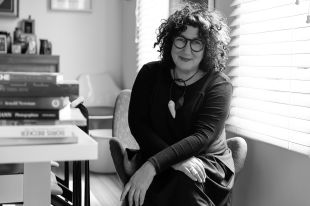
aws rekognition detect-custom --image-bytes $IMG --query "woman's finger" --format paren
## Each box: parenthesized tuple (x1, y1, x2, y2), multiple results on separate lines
(196, 158, 206, 180)
(192, 160, 205, 182)
(128, 187, 136, 206)
(191, 166, 204, 183)
(120, 183, 131, 201)
(134, 189, 140, 206)
(184, 167, 197, 181)
(139, 189, 146, 206)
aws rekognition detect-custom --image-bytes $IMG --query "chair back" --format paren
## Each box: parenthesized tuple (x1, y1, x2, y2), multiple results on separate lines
(77, 73, 121, 107)
(226, 137, 247, 173)
(112, 89, 139, 150)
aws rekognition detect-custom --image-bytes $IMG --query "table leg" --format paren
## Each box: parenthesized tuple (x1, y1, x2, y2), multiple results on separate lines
(23, 162, 50, 206)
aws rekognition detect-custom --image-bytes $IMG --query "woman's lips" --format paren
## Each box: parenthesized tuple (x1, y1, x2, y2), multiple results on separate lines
(179, 56, 191, 62)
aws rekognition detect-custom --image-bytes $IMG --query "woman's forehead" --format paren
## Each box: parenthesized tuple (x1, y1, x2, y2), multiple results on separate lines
(180, 25, 200, 38)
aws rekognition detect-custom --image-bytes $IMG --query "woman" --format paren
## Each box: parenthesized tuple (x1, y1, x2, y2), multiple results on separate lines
(111, 2, 234, 206)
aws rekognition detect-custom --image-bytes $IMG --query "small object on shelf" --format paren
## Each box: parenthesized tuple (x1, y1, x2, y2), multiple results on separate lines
(24, 34, 37, 54)
(13, 27, 22, 43)
(40, 39, 52, 55)
(22, 15, 35, 34)
(12, 43, 21, 54)
(0, 31, 12, 53)
(0, 34, 7, 54)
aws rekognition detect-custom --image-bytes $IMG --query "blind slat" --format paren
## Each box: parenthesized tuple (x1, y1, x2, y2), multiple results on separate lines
(232, 88, 310, 107)
(231, 76, 310, 93)
(226, 117, 310, 146)
(229, 66, 310, 80)
(230, 107, 310, 132)
(236, 15, 309, 35)
(230, 41, 310, 56)
(229, 55, 310, 67)
(230, 0, 306, 16)
(231, 2, 309, 26)
(230, 27, 310, 44)
(231, 97, 310, 120)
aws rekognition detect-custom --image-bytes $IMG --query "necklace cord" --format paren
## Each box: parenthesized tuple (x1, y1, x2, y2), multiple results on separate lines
(169, 69, 200, 110)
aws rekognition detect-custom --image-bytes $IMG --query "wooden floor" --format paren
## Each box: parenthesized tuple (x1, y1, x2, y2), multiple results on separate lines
(1, 170, 123, 206)
(52, 164, 123, 206)
(89, 172, 122, 206)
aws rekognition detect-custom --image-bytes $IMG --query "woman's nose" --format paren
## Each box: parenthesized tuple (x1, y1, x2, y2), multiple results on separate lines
(183, 41, 192, 54)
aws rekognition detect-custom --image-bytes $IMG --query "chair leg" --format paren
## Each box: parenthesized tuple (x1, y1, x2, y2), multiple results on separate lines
(84, 160, 90, 206)
(73, 161, 82, 206)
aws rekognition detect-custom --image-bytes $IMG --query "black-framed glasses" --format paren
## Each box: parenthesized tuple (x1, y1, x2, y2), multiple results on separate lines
(173, 36, 204, 52)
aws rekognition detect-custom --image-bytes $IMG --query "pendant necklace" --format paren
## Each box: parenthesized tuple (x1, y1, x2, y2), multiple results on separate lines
(168, 69, 200, 119)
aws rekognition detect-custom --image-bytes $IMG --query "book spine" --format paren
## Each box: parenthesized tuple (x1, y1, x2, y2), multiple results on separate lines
(0, 82, 79, 97)
(0, 119, 58, 126)
(0, 72, 60, 83)
(0, 125, 74, 138)
(0, 136, 77, 146)
(0, 97, 70, 110)
(0, 110, 59, 120)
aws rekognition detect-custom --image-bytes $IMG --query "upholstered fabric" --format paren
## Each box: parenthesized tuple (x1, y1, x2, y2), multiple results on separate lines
(112, 89, 139, 150)
(226, 137, 247, 174)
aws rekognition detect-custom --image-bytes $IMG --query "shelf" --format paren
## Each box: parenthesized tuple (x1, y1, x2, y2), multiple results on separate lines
(0, 54, 59, 73)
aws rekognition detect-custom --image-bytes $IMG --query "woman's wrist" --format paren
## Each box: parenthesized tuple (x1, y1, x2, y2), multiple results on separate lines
(145, 161, 156, 176)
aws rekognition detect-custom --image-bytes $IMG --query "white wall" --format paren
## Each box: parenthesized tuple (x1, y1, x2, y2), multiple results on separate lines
(215, 0, 310, 205)
(227, 132, 310, 206)
(0, 0, 123, 87)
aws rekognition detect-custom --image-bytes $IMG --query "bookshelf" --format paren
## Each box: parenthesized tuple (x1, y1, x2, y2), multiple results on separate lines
(0, 54, 59, 73)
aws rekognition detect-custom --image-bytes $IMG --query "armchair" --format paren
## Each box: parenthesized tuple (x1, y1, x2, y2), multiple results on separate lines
(110, 90, 248, 206)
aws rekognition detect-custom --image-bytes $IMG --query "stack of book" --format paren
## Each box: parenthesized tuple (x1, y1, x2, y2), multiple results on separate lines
(0, 71, 83, 146)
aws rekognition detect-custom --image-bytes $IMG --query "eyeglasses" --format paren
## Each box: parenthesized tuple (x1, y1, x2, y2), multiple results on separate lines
(173, 36, 204, 52)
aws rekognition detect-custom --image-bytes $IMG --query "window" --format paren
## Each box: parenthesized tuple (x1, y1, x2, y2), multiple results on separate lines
(135, 0, 169, 70)
(226, 0, 310, 153)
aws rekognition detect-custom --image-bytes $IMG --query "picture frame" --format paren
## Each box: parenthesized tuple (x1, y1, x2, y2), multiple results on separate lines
(0, 0, 18, 17)
(20, 33, 37, 54)
(22, 17, 35, 34)
(0, 35, 7, 54)
(50, 0, 92, 12)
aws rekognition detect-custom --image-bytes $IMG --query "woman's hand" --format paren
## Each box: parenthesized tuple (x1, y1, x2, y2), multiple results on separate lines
(121, 161, 156, 206)
(172, 157, 206, 183)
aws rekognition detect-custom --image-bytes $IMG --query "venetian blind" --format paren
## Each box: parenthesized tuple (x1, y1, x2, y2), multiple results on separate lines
(135, 0, 169, 70)
(226, 0, 310, 151)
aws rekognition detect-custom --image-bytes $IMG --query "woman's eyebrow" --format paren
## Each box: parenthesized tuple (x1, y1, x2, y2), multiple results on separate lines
(179, 35, 202, 41)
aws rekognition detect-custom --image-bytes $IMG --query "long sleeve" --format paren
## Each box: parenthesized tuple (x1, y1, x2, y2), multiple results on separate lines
(128, 64, 169, 157)
(148, 78, 233, 173)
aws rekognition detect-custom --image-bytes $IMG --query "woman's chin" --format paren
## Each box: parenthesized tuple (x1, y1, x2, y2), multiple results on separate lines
(175, 64, 196, 72)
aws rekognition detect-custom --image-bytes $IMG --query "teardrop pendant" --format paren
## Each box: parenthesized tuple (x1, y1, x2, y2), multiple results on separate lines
(168, 100, 176, 119)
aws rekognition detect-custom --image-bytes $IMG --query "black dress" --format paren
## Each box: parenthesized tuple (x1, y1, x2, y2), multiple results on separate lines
(128, 61, 235, 206)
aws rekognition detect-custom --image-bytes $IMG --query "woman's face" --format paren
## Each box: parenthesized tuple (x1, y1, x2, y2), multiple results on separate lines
(171, 25, 204, 73)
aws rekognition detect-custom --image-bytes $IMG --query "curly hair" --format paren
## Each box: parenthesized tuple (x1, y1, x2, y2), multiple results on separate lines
(154, 2, 230, 72)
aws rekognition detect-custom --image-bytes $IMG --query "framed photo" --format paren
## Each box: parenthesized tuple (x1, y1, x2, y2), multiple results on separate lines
(50, 0, 92, 12)
(20, 33, 37, 54)
(22, 17, 35, 34)
(0, 35, 7, 54)
(0, 0, 18, 17)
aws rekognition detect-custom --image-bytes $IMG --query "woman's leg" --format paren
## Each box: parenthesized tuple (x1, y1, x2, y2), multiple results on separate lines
(143, 170, 215, 206)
